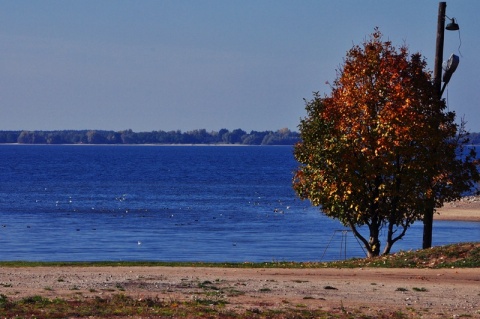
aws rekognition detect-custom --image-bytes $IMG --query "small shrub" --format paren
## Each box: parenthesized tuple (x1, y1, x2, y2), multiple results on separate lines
(0, 294, 8, 307)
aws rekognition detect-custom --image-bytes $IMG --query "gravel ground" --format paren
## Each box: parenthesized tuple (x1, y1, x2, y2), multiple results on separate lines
(0, 266, 479, 318)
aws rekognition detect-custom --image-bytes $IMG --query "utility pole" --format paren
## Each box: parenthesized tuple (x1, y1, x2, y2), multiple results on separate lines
(423, 1, 461, 249)
(434, 2, 446, 96)
(422, 2, 446, 250)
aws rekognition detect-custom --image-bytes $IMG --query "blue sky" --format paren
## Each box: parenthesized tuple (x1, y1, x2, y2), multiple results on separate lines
(1, 1, 479, 132)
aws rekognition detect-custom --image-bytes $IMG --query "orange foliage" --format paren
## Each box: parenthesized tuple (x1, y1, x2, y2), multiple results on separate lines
(293, 29, 479, 257)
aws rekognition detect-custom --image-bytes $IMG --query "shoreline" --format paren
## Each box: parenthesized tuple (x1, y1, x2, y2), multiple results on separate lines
(0, 143, 284, 147)
(436, 195, 480, 221)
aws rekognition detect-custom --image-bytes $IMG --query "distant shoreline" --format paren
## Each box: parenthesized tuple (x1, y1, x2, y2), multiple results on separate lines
(0, 129, 300, 145)
(437, 195, 480, 221)
(0, 143, 287, 147)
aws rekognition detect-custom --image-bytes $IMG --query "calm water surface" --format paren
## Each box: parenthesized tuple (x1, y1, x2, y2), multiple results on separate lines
(0, 145, 478, 262)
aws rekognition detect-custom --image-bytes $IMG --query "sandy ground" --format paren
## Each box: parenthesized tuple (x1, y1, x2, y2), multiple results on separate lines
(437, 195, 480, 221)
(0, 266, 478, 318)
(0, 198, 478, 318)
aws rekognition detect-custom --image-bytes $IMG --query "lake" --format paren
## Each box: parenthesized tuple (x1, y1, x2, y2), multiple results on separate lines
(0, 145, 478, 262)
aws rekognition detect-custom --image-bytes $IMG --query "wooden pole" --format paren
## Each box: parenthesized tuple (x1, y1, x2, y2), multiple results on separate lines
(434, 2, 446, 96)
(423, 2, 446, 249)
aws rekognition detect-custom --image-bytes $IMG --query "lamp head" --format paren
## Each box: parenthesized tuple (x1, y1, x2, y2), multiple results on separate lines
(446, 18, 459, 31)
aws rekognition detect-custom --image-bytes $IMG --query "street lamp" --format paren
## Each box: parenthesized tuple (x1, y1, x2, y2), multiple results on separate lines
(441, 53, 459, 96)
(446, 18, 459, 31)
(423, 1, 460, 249)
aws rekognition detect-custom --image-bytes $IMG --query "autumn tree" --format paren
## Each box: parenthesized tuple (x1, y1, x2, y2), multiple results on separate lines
(293, 30, 478, 257)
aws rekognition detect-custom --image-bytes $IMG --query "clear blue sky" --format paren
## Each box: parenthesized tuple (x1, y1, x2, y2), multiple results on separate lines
(1, 1, 479, 132)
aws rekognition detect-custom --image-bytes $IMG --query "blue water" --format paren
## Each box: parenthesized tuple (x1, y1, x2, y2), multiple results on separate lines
(0, 145, 478, 262)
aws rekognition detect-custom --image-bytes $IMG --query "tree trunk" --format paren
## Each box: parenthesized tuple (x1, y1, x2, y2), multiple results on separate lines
(368, 235, 381, 257)
(348, 221, 378, 258)
(367, 222, 381, 257)
(423, 198, 435, 248)
(384, 220, 395, 256)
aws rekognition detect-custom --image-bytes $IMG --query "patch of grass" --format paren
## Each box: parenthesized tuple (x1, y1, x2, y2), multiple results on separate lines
(396, 287, 409, 292)
(412, 287, 428, 292)
(20, 295, 53, 306)
(0, 293, 423, 318)
(327, 242, 480, 269)
(0, 294, 8, 307)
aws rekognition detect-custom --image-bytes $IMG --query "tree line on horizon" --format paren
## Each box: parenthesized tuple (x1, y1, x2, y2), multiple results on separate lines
(0, 128, 300, 145)
(0, 129, 478, 146)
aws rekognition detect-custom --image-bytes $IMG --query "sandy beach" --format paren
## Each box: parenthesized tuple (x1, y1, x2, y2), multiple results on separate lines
(0, 198, 478, 318)
(436, 195, 480, 221)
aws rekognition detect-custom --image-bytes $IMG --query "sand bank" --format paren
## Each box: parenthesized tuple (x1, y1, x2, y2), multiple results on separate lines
(437, 195, 480, 221)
